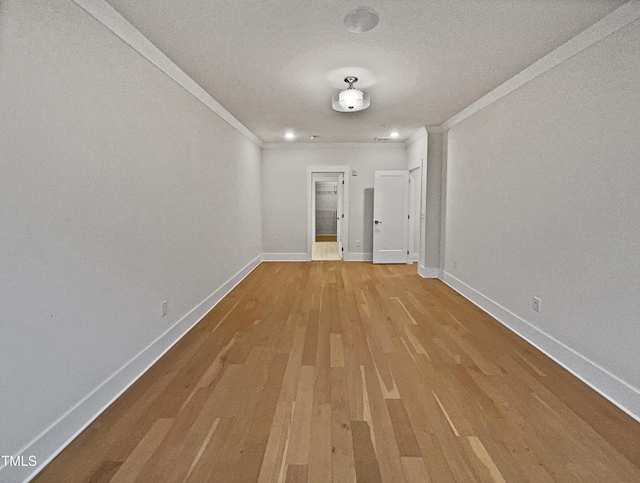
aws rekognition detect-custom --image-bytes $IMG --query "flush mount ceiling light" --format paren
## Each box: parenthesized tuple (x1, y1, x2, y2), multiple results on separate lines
(344, 6, 379, 33)
(285, 131, 295, 140)
(332, 77, 371, 112)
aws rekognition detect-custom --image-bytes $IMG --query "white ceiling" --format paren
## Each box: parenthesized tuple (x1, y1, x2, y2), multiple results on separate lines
(105, 0, 626, 143)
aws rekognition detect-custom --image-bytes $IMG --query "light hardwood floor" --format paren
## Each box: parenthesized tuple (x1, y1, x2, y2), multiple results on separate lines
(312, 242, 341, 261)
(34, 263, 640, 482)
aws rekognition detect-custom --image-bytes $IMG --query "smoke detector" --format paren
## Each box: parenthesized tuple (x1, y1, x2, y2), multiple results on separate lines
(344, 6, 380, 33)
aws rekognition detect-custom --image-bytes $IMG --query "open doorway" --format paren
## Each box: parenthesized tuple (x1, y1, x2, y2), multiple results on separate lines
(313, 175, 341, 260)
(307, 166, 350, 261)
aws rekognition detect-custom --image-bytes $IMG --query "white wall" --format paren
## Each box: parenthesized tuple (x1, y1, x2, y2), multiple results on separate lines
(0, 1, 262, 480)
(425, 133, 444, 274)
(443, 19, 640, 416)
(409, 168, 421, 260)
(406, 138, 423, 264)
(406, 130, 441, 276)
(262, 145, 406, 259)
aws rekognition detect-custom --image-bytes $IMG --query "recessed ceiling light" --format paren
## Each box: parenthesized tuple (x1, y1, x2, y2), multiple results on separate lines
(344, 6, 379, 33)
(390, 131, 399, 138)
(285, 132, 295, 140)
(310, 135, 319, 139)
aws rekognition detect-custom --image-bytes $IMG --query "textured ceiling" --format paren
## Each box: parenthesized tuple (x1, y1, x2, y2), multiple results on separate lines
(105, 0, 626, 143)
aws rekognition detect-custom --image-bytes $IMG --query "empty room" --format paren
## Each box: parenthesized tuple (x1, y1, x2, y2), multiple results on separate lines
(2, 1, 640, 482)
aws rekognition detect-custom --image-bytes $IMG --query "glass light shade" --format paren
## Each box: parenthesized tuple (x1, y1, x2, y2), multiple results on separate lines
(332, 88, 370, 112)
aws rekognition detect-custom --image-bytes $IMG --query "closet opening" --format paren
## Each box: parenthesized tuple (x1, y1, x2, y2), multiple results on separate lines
(307, 166, 350, 261)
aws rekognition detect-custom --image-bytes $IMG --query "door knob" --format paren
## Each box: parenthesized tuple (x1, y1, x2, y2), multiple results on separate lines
(374, 220, 381, 224)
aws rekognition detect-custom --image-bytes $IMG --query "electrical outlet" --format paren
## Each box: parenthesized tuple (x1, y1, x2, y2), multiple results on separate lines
(453, 259, 458, 269)
(356, 240, 361, 248)
(532, 297, 541, 313)
(161, 300, 168, 317)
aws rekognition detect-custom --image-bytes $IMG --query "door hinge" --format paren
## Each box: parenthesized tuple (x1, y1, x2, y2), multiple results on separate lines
(342, 214, 344, 218)
(342, 180, 345, 184)
(407, 250, 410, 255)
(408, 215, 410, 219)
(342, 247, 344, 251)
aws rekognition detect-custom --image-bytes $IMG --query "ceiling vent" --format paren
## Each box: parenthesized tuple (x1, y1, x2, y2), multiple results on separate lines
(374, 136, 397, 141)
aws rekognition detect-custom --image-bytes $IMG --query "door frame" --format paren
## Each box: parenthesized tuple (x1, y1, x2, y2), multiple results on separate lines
(307, 165, 350, 261)
(337, 173, 344, 258)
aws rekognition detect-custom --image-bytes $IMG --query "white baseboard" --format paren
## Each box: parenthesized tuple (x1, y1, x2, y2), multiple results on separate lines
(441, 272, 640, 423)
(262, 252, 373, 262)
(262, 253, 310, 262)
(418, 265, 439, 278)
(344, 252, 373, 262)
(9, 254, 263, 483)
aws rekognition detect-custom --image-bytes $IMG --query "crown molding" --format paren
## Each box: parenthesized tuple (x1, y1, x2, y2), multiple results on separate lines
(72, 0, 263, 148)
(72, 0, 640, 148)
(438, 0, 640, 133)
(404, 127, 428, 146)
(426, 125, 447, 134)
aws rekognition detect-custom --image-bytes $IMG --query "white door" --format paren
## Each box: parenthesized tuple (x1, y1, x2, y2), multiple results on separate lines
(337, 173, 344, 259)
(373, 170, 410, 264)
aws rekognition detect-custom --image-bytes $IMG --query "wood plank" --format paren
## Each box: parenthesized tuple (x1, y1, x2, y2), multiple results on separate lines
(351, 421, 383, 483)
(330, 367, 357, 483)
(386, 400, 421, 457)
(401, 456, 432, 483)
(285, 464, 308, 483)
(233, 352, 290, 482)
(257, 401, 295, 483)
(86, 461, 122, 483)
(330, 333, 345, 368)
(467, 436, 507, 483)
(360, 363, 407, 483)
(308, 403, 331, 483)
(109, 418, 173, 483)
(301, 309, 319, 366)
(182, 418, 220, 481)
(287, 366, 317, 465)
